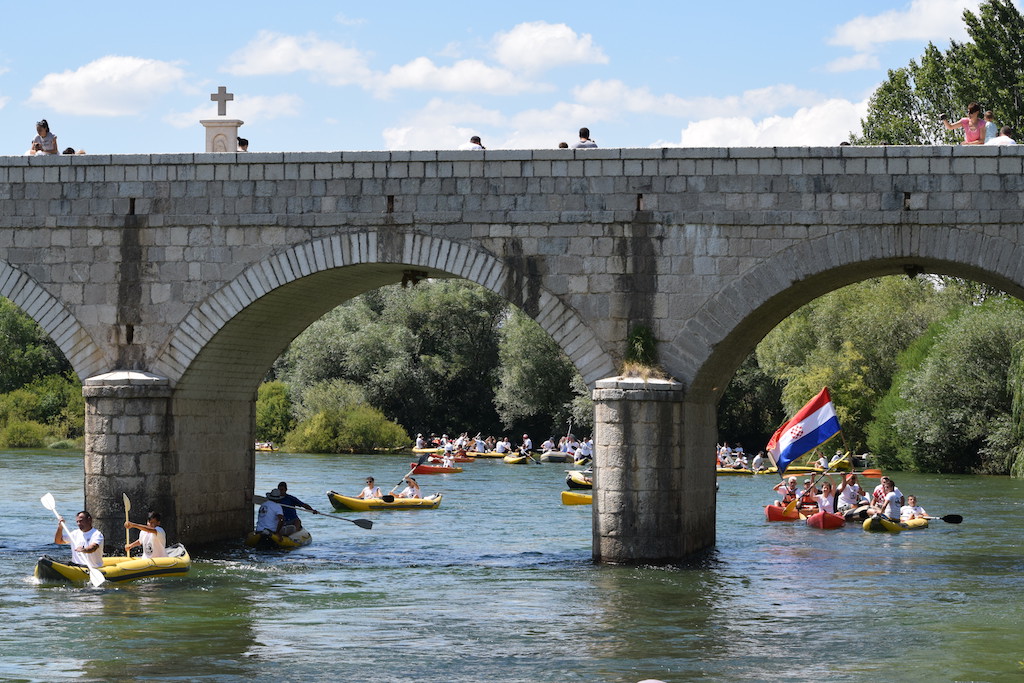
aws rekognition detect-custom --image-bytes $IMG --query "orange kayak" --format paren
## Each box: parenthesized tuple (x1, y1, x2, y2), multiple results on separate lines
(410, 462, 463, 474)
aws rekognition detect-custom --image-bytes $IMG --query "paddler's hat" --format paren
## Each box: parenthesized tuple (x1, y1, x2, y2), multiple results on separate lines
(266, 488, 284, 501)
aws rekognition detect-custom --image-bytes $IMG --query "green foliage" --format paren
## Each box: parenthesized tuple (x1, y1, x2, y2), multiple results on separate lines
(0, 372, 83, 440)
(284, 404, 409, 454)
(1009, 340, 1024, 477)
(494, 308, 579, 433)
(717, 354, 785, 450)
(0, 299, 71, 394)
(0, 419, 50, 448)
(885, 299, 1024, 473)
(293, 378, 365, 422)
(625, 325, 657, 366)
(255, 381, 294, 443)
(853, 0, 1024, 144)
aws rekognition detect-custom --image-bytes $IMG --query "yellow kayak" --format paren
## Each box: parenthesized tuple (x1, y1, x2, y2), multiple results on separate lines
(565, 470, 593, 489)
(35, 545, 191, 584)
(901, 517, 929, 530)
(245, 528, 312, 549)
(561, 490, 592, 505)
(465, 451, 506, 458)
(863, 516, 902, 533)
(412, 447, 444, 454)
(716, 467, 753, 475)
(502, 454, 533, 464)
(327, 491, 443, 511)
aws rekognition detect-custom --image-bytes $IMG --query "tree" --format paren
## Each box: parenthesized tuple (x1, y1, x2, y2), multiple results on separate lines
(717, 354, 784, 451)
(255, 381, 294, 443)
(0, 298, 71, 394)
(852, 0, 1024, 144)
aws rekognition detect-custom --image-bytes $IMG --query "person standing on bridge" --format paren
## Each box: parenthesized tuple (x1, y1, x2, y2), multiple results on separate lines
(572, 127, 597, 148)
(469, 135, 485, 150)
(941, 103, 986, 145)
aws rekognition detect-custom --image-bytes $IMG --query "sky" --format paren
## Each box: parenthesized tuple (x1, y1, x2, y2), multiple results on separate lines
(0, 0, 1007, 155)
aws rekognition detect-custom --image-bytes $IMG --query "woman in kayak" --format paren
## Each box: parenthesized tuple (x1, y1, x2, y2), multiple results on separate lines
(813, 477, 839, 514)
(396, 477, 421, 499)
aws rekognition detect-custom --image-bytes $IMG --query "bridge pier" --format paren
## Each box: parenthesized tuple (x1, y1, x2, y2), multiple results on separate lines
(83, 372, 176, 548)
(592, 378, 716, 563)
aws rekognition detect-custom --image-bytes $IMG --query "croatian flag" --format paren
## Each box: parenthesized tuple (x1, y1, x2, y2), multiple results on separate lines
(766, 387, 841, 474)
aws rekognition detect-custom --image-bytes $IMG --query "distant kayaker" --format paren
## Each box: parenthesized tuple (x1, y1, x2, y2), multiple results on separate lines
(54, 510, 104, 568)
(871, 476, 904, 509)
(900, 495, 928, 521)
(541, 436, 556, 452)
(277, 481, 319, 531)
(495, 437, 511, 454)
(836, 473, 868, 517)
(357, 477, 382, 500)
(396, 477, 421, 499)
(814, 452, 829, 469)
(870, 478, 901, 521)
(256, 489, 288, 536)
(520, 434, 533, 454)
(415, 433, 427, 449)
(124, 511, 168, 558)
(751, 451, 767, 471)
(772, 477, 799, 506)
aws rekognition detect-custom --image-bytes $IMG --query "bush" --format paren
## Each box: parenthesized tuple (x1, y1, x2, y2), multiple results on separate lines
(256, 381, 294, 443)
(0, 419, 51, 448)
(284, 404, 409, 454)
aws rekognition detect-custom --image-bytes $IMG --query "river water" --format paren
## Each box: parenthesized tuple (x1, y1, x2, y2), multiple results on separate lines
(1, 448, 1022, 682)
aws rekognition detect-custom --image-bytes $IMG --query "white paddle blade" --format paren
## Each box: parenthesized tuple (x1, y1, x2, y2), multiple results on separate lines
(40, 492, 56, 512)
(122, 492, 131, 513)
(88, 566, 106, 587)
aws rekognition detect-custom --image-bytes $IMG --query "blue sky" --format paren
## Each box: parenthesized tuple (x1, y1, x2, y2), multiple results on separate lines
(0, 0, 1004, 154)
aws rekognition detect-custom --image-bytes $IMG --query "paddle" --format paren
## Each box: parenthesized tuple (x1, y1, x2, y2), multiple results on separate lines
(924, 514, 963, 524)
(253, 495, 372, 529)
(857, 469, 883, 478)
(782, 463, 837, 516)
(123, 492, 131, 557)
(40, 492, 106, 587)
(385, 453, 432, 502)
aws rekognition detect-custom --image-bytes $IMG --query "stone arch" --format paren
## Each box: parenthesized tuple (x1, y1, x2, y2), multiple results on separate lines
(0, 260, 104, 380)
(666, 224, 1024, 399)
(152, 230, 615, 398)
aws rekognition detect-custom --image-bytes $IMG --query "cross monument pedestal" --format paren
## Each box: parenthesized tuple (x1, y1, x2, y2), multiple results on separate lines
(201, 86, 244, 152)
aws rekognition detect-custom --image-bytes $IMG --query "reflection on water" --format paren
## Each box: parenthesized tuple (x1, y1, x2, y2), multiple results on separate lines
(2, 450, 1023, 682)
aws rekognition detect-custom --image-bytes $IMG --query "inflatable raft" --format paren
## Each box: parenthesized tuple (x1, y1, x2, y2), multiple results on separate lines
(539, 451, 573, 463)
(863, 516, 902, 533)
(502, 454, 533, 464)
(429, 454, 475, 463)
(805, 510, 846, 529)
(716, 467, 754, 475)
(245, 528, 312, 549)
(35, 545, 191, 584)
(327, 491, 443, 511)
(561, 490, 592, 505)
(565, 470, 593, 489)
(410, 462, 462, 474)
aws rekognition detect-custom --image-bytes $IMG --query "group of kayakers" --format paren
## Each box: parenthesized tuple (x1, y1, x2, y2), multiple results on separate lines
(770, 473, 927, 523)
(417, 431, 594, 462)
(52, 507, 169, 568)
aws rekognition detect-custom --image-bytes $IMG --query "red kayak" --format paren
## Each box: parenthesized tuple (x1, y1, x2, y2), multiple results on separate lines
(764, 504, 817, 522)
(410, 462, 463, 474)
(805, 510, 846, 529)
(428, 455, 475, 463)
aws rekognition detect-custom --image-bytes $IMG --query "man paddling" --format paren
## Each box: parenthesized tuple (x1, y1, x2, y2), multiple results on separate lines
(276, 481, 319, 531)
(54, 510, 104, 568)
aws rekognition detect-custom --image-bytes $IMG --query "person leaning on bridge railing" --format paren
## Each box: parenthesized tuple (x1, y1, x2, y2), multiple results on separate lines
(940, 102, 986, 144)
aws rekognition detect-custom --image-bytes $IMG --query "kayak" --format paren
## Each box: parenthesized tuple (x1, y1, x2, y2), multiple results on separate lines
(410, 462, 462, 474)
(756, 465, 819, 475)
(901, 517, 929, 530)
(245, 527, 312, 549)
(764, 504, 817, 522)
(502, 454, 533, 464)
(561, 490, 592, 505)
(412, 447, 443, 454)
(429, 454, 475, 463)
(539, 451, 573, 463)
(327, 491, 443, 511)
(566, 470, 593, 489)
(805, 510, 846, 529)
(716, 467, 753, 475)
(34, 544, 191, 584)
(863, 516, 902, 533)
(466, 451, 507, 458)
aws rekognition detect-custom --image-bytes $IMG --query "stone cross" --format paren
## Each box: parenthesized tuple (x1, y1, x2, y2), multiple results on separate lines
(210, 86, 234, 117)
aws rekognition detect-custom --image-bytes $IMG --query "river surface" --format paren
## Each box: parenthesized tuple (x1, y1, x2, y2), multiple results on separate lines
(1, 448, 1022, 682)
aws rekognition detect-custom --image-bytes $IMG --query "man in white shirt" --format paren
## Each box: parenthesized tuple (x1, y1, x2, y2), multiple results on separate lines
(55, 510, 104, 568)
(520, 434, 533, 453)
(985, 125, 1017, 145)
(256, 489, 287, 534)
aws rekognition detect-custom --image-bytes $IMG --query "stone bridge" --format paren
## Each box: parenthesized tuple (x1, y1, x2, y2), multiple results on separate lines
(2, 145, 1023, 563)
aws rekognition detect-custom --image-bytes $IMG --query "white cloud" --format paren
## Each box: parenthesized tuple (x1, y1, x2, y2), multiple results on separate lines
(28, 56, 186, 116)
(829, 0, 977, 52)
(334, 13, 366, 27)
(573, 80, 824, 119)
(0, 96, 8, 109)
(376, 57, 543, 96)
(826, 53, 881, 73)
(658, 98, 869, 147)
(163, 94, 302, 129)
(492, 21, 608, 72)
(381, 98, 504, 149)
(826, 0, 980, 73)
(224, 31, 373, 87)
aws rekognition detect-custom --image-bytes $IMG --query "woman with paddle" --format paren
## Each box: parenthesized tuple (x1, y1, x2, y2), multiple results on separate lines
(395, 477, 421, 499)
